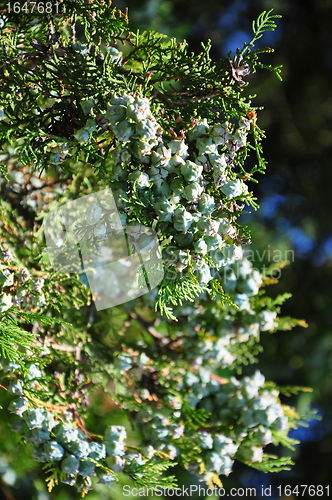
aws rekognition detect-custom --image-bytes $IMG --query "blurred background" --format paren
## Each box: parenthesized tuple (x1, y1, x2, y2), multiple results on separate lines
(109, 0, 332, 496)
(1, 0, 332, 498)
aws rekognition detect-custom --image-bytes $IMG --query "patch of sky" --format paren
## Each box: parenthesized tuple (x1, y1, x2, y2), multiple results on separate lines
(286, 226, 315, 255)
(239, 204, 254, 223)
(223, 29, 252, 57)
(276, 218, 315, 256)
(321, 236, 332, 257)
(241, 469, 271, 497)
(259, 174, 285, 193)
(288, 407, 324, 443)
(259, 193, 286, 219)
(215, 0, 282, 57)
(216, 0, 247, 29)
(240, 175, 286, 222)
(253, 22, 282, 48)
(313, 235, 332, 267)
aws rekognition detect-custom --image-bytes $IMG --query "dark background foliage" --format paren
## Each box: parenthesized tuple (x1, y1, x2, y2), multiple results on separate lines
(111, 0, 332, 495)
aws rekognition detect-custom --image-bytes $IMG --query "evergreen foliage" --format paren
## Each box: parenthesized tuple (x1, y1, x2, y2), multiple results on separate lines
(0, 1, 315, 497)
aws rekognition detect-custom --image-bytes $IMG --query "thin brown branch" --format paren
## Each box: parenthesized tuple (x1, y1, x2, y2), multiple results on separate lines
(130, 311, 164, 340)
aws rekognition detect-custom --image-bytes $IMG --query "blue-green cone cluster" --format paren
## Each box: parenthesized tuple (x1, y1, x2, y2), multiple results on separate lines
(0, 252, 47, 313)
(182, 257, 276, 367)
(138, 256, 278, 371)
(121, 257, 288, 482)
(1, 359, 138, 493)
(47, 90, 255, 287)
(0, 252, 283, 490)
(135, 367, 287, 484)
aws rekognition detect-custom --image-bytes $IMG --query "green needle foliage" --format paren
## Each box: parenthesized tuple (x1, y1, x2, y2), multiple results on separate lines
(0, 1, 315, 498)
